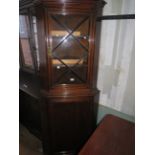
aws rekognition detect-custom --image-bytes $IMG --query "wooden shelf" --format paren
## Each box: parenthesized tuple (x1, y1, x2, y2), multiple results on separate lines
(51, 30, 81, 37)
(52, 59, 84, 65)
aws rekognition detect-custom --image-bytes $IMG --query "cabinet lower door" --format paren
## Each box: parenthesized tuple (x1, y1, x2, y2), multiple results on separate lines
(41, 96, 95, 155)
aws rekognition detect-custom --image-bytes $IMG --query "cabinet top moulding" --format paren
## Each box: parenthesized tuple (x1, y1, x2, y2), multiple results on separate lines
(19, 0, 106, 11)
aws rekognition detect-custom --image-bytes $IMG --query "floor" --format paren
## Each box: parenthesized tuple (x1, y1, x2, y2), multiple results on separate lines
(19, 124, 43, 155)
(19, 106, 134, 155)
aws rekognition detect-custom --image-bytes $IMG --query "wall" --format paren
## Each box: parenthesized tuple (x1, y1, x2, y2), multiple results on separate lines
(97, 0, 135, 116)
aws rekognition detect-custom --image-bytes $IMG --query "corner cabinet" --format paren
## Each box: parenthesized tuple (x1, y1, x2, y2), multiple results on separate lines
(19, 0, 106, 155)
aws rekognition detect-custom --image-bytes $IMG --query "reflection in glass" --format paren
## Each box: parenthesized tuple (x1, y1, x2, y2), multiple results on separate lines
(32, 16, 40, 70)
(49, 14, 90, 85)
(19, 15, 34, 68)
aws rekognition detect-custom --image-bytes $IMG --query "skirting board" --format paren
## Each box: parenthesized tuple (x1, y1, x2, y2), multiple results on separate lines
(97, 104, 135, 124)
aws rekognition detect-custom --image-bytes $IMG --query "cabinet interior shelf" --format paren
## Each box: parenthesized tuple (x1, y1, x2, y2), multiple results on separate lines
(52, 59, 84, 65)
(51, 30, 81, 37)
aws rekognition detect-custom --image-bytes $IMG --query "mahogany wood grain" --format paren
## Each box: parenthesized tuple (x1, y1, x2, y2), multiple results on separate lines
(19, 1, 105, 155)
(79, 115, 135, 155)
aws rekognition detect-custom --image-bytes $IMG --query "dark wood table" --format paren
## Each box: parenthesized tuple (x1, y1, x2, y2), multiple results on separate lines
(79, 114, 135, 155)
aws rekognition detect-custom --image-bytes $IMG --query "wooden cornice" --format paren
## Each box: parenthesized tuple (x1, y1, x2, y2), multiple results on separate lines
(19, 0, 106, 10)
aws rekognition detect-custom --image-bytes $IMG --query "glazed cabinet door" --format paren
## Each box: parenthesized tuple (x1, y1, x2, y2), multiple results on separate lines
(47, 13, 92, 87)
(19, 10, 40, 72)
(19, 14, 34, 70)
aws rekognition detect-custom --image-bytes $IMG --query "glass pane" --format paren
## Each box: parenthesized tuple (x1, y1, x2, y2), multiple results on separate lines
(19, 15, 29, 38)
(74, 18, 89, 49)
(32, 16, 40, 70)
(53, 15, 84, 32)
(19, 15, 34, 68)
(53, 36, 87, 61)
(49, 16, 69, 50)
(20, 39, 33, 67)
(49, 14, 90, 85)
(55, 71, 83, 84)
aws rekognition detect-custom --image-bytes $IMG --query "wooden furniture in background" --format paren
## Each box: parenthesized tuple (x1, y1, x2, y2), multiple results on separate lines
(79, 115, 135, 155)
